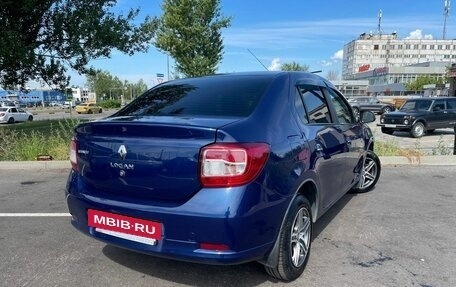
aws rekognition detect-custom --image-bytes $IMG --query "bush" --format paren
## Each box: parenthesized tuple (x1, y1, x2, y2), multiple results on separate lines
(98, 99, 121, 109)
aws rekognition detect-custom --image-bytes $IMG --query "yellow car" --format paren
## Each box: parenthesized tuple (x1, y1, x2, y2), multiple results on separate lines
(75, 103, 102, 114)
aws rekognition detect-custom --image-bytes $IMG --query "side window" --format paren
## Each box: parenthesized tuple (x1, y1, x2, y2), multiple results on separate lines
(433, 100, 445, 111)
(294, 89, 308, 124)
(446, 99, 456, 110)
(298, 85, 332, 124)
(326, 88, 354, 124)
(11, 108, 17, 113)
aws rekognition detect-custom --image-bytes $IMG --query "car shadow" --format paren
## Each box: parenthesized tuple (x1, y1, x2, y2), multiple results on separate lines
(312, 193, 356, 239)
(101, 193, 356, 286)
(389, 128, 455, 138)
(102, 245, 271, 286)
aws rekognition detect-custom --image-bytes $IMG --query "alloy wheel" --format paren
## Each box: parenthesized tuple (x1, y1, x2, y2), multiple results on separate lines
(360, 156, 378, 190)
(289, 207, 311, 268)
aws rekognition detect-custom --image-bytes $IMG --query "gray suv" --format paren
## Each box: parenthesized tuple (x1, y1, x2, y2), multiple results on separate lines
(348, 96, 395, 115)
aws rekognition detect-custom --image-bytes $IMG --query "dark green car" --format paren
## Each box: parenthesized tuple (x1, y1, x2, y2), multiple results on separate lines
(378, 97, 456, 138)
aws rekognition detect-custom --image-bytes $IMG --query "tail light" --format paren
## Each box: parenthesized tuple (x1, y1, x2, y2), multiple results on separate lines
(199, 143, 269, 187)
(70, 137, 78, 171)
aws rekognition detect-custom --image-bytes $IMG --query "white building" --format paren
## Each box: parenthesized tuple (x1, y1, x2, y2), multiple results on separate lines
(343, 33, 456, 80)
(71, 88, 96, 103)
(342, 33, 456, 96)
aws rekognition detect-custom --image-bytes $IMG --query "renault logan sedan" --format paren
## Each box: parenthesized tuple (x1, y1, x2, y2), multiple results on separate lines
(66, 72, 380, 281)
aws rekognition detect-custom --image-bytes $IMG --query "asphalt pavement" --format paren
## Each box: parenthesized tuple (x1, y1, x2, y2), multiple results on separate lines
(0, 165, 456, 286)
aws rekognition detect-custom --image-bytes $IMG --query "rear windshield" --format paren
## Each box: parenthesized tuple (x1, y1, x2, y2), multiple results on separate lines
(114, 76, 273, 117)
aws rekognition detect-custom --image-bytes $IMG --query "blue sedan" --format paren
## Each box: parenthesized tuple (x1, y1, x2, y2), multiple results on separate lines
(66, 71, 380, 281)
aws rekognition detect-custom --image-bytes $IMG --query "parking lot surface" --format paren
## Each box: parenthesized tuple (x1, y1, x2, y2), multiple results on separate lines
(0, 165, 455, 287)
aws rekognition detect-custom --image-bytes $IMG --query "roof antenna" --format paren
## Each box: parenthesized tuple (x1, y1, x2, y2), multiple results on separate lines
(443, 0, 451, 39)
(247, 49, 269, 71)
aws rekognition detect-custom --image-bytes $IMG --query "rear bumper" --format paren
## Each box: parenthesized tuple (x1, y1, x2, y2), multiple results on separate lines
(65, 171, 288, 265)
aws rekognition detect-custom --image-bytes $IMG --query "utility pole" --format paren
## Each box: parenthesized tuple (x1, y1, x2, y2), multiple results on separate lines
(443, 0, 450, 39)
(377, 10, 383, 36)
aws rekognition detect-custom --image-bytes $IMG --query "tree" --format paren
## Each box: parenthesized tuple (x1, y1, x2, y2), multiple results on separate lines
(280, 61, 309, 72)
(86, 70, 122, 101)
(326, 70, 339, 81)
(154, 0, 231, 77)
(406, 76, 444, 91)
(86, 70, 148, 101)
(0, 0, 158, 90)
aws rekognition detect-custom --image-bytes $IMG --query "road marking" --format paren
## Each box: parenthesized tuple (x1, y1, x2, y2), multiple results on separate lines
(0, 213, 71, 217)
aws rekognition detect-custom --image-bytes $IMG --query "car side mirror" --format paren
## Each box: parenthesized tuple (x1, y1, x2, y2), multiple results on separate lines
(359, 111, 375, 123)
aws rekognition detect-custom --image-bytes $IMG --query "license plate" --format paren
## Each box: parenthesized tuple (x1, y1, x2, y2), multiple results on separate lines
(384, 124, 396, 128)
(88, 209, 162, 245)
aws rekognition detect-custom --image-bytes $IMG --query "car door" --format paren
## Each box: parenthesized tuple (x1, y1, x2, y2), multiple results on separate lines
(447, 99, 456, 127)
(324, 87, 364, 192)
(16, 108, 28, 121)
(428, 99, 450, 129)
(295, 84, 347, 210)
(10, 108, 21, 121)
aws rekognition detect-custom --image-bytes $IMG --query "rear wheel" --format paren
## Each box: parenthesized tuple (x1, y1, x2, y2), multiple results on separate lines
(28, 115, 33, 121)
(99, 108, 102, 113)
(88, 109, 93, 114)
(411, 122, 425, 138)
(351, 151, 381, 193)
(265, 195, 312, 281)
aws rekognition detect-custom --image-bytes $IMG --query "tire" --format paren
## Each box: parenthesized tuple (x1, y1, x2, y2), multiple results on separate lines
(28, 115, 33, 121)
(99, 109, 102, 113)
(265, 195, 312, 281)
(381, 127, 394, 135)
(88, 110, 93, 114)
(7, 117, 15, 124)
(411, 122, 425, 138)
(351, 151, 381, 193)
(382, 106, 393, 114)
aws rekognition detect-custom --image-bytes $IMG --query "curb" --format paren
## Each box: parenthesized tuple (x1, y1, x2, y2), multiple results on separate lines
(0, 156, 455, 170)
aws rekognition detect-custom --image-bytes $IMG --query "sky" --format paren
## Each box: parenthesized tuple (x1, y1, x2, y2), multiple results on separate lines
(66, 0, 456, 88)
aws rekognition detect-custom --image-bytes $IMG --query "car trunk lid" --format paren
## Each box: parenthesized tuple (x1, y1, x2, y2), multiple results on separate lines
(73, 117, 238, 202)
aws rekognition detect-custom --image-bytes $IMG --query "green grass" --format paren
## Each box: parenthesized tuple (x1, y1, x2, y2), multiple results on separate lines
(0, 119, 84, 161)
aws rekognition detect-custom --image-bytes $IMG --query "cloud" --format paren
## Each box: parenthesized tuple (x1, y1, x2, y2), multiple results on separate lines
(320, 49, 343, 67)
(321, 60, 333, 67)
(405, 29, 433, 40)
(331, 50, 344, 60)
(268, 58, 281, 71)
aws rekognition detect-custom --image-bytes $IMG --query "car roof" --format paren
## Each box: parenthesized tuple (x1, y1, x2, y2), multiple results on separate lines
(160, 71, 333, 88)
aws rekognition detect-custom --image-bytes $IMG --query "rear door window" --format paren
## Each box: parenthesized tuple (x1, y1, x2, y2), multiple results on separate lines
(298, 85, 332, 124)
(447, 99, 456, 110)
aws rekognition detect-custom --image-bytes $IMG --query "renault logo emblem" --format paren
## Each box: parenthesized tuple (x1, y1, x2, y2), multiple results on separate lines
(118, 145, 127, 160)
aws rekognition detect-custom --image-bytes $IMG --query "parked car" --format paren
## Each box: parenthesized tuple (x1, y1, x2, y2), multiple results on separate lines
(348, 96, 395, 115)
(0, 107, 33, 124)
(75, 102, 102, 114)
(66, 72, 380, 281)
(378, 97, 456, 138)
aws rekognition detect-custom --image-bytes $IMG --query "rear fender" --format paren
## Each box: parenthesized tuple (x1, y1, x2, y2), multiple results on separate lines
(259, 177, 318, 268)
